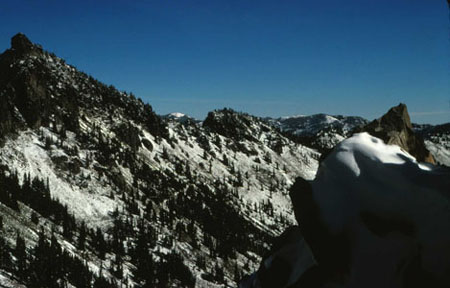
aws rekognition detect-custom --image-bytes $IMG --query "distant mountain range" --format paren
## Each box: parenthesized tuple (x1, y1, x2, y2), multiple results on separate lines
(269, 113, 368, 136)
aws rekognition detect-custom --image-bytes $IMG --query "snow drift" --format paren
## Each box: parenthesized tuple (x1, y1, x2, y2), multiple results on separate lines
(242, 132, 450, 288)
(312, 132, 450, 287)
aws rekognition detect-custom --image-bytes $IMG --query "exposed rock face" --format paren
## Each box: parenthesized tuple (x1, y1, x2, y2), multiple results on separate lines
(239, 226, 317, 288)
(0, 33, 75, 137)
(0, 33, 168, 140)
(357, 103, 435, 164)
(202, 108, 289, 155)
(203, 108, 260, 142)
(11, 33, 40, 55)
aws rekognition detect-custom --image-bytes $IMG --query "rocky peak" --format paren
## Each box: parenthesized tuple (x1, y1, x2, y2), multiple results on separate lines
(377, 103, 411, 131)
(11, 33, 32, 51)
(203, 108, 259, 141)
(10, 33, 41, 56)
(0, 33, 168, 140)
(358, 103, 435, 164)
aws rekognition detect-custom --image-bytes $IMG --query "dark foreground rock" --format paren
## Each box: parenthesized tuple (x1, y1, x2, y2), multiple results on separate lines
(240, 132, 450, 288)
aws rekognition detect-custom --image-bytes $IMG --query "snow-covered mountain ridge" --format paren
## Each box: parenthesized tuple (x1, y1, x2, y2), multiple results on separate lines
(0, 34, 319, 288)
(269, 114, 368, 137)
(413, 123, 450, 167)
(263, 114, 367, 154)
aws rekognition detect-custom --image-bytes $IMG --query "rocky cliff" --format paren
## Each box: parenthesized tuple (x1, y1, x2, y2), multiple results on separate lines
(357, 103, 435, 164)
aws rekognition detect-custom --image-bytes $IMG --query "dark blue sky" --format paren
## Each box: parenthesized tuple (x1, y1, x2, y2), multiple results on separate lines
(1, 0, 449, 123)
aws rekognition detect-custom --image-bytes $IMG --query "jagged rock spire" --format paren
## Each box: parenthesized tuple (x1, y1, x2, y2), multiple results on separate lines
(358, 103, 435, 164)
(11, 33, 35, 54)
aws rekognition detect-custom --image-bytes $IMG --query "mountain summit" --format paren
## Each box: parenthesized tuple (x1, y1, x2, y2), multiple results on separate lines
(10, 33, 39, 55)
(0, 33, 167, 139)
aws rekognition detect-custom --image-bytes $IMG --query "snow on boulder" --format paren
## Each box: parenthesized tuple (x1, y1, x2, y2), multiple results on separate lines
(309, 132, 450, 287)
(243, 132, 450, 288)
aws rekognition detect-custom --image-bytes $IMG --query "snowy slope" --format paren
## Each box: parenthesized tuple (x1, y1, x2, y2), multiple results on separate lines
(1, 129, 118, 226)
(0, 111, 320, 287)
(0, 33, 324, 287)
(0, 34, 322, 287)
(425, 139, 450, 167)
(0, 270, 26, 288)
(414, 123, 450, 167)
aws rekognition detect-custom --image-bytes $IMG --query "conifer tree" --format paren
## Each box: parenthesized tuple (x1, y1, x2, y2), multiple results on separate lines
(93, 227, 107, 259)
(78, 221, 87, 250)
(14, 234, 27, 281)
(132, 223, 156, 287)
(0, 235, 12, 271)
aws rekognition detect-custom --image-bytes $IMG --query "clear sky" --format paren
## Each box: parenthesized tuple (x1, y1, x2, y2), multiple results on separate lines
(1, 0, 449, 124)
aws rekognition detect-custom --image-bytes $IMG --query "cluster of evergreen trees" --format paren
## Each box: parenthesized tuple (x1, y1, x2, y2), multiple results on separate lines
(167, 183, 272, 260)
(0, 101, 289, 287)
(0, 219, 115, 288)
(0, 167, 116, 287)
(0, 138, 279, 287)
(106, 209, 195, 287)
(0, 169, 77, 239)
(128, 147, 274, 284)
(0, 165, 197, 287)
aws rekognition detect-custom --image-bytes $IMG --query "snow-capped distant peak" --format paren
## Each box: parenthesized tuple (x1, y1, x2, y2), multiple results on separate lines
(272, 113, 368, 139)
(323, 115, 338, 124)
(163, 112, 199, 124)
(169, 112, 186, 118)
(280, 114, 306, 120)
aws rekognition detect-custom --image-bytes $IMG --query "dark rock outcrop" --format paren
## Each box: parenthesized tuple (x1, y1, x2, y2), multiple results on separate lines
(0, 33, 168, 140)
(11, 33, 42, 56)
(289, 178, 351, 286)
(113, 122, 142, 152)
(203, 108, 259, 142)
(203, 108, 283, 155)
(239, 226, 319, 288)
(356, 103, 435, 164)
(0, 33, 79, 137)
